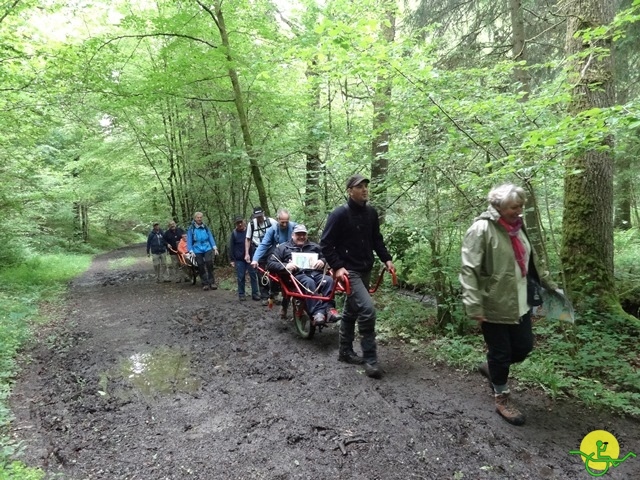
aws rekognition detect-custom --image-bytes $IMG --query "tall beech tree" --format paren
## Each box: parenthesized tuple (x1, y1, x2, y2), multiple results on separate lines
(195, 0, 271, 217)
(370, 2, 396, 223)
(561, 0, 616, 310)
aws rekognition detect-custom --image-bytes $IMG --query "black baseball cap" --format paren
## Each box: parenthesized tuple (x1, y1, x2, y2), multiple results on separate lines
(346, 174, 370, 189)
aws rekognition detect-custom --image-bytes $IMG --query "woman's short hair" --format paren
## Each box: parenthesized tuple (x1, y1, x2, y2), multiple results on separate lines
(487, 183, 526, 208)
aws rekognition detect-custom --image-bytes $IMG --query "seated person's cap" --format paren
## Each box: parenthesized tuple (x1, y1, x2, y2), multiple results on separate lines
(233, 215, 243, 223)
(293, 224, 308, 234)
(346, 174, 370, 189)
(253, 206, 264, 216)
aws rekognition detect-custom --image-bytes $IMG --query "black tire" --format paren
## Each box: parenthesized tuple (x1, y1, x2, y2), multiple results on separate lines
(292, 298, 315, 340)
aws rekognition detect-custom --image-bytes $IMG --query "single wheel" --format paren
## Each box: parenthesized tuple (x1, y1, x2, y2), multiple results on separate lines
(292, 298, 315, 339)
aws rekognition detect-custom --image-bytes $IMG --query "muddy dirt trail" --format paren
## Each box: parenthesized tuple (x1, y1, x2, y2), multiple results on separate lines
(9, 244, 640, 479)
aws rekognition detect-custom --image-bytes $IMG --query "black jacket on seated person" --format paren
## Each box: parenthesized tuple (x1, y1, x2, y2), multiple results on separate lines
(267, 240, 325, 273)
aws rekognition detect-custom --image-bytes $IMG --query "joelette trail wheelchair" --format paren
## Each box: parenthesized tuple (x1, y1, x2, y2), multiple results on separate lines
(258, 266, 397, 340)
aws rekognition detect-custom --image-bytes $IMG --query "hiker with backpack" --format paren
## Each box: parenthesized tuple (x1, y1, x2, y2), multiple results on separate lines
(187, 211, 219, 291)
(244, 206, 276, 303)
(146, 222, 171, 283)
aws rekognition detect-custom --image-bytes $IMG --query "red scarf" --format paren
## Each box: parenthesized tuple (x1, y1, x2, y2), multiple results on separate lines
(498, 217, 527, 277)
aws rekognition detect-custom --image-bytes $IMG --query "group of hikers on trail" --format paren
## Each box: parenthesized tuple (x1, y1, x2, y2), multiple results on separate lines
(145, 213, 218, 289)
(148, 175, 554, 425)
(146, 174, 394, 381)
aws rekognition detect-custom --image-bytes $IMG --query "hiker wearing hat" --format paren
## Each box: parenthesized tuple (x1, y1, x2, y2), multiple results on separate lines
(320, 174, 395, 379)
(267, 224, 341, 325)
(244, 206, 276, 302)
(146, 222, 170, 283)
(229, 215, 260, 301)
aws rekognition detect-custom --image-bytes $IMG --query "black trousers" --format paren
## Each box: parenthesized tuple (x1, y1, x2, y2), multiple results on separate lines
(195, 250, 214, 286)
(481, 312, 533, 386)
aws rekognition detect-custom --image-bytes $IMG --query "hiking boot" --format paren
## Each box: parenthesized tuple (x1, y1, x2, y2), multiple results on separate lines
(494, 392, 525, 426)
(364, 362, 383, 379)
(313, 312, 326, 325)
(239, 296, 246, 301)
(338, 350, 364, 365)
(210, 284, 218, 290)
(252, 295, 261, 301)
(327, 308, 342, 323)
(202, 285, 210, 291)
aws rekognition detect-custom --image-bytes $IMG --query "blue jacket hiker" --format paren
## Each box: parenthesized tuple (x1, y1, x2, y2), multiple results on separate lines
(251, 209, 297, 265)
(187, 212, 219, 291)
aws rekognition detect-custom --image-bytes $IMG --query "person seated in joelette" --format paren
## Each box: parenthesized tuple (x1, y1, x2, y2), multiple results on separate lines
(266, 224, 341, 325)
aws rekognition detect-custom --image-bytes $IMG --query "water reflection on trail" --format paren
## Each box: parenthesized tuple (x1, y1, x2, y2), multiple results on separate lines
(100, 347, 201, 398)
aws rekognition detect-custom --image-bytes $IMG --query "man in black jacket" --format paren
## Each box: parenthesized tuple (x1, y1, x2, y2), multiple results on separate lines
(320, 174, 395, 379)
(146, 223, 170, 283)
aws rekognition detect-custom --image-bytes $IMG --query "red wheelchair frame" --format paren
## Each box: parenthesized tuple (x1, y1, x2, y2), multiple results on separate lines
(258, 266, 397, 339)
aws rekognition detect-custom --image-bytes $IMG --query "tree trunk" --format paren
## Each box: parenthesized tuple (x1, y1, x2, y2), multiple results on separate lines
(561, 0, 616, 309)
(304, 59, 323, 237)
(370, 4, 395, 224)
(198, 1, 270, 217)
(613, 14, 633, 229)
(614, 153, 633, 230)
(509, 0, 549, 269)
(74, 202, 88, 242)
(509, 0, 529, 100)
